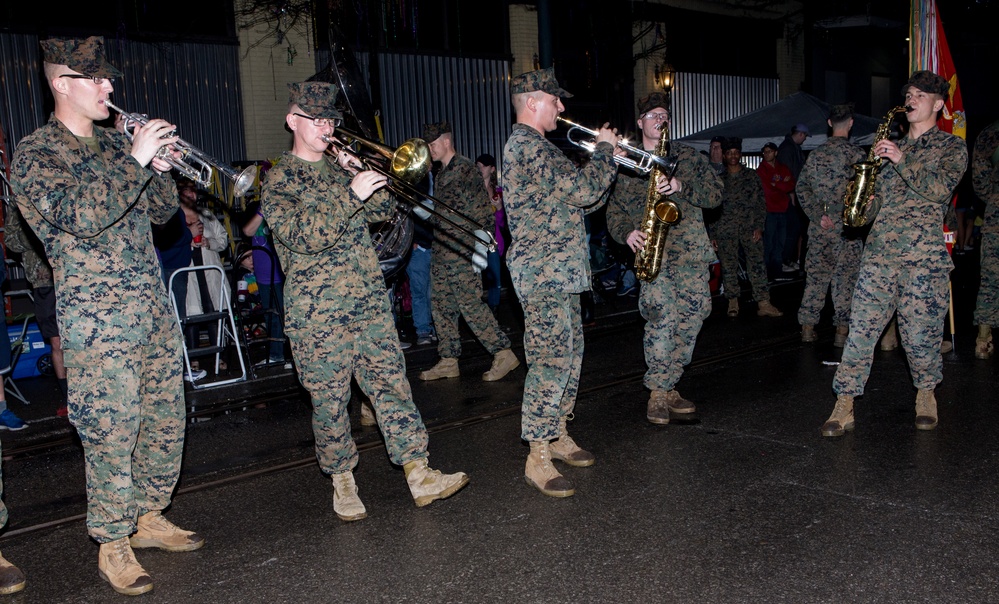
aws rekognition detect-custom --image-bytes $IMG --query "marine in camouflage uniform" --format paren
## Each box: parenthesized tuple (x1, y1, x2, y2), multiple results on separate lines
(606, 92, 722, 424)
(711, 138, 783, 317)
(823, 71, 968, 437)
(416, 121, 519, 382)
(503, 67, 617, 498)
(11, 36, 202, 596)
(796, 104, 866, 345)
(263, 82, 468, 521)
(972, 119, 999, 359)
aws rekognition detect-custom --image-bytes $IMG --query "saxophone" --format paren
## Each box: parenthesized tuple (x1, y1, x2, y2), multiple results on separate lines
(842, 105, 910, 227)
(634, 122, 681, 282)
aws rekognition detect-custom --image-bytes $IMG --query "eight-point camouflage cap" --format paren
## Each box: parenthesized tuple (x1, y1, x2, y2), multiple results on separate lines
(902, 70, 950, 97)
(510, 67, 573, 98)
(422, 120, 451, 143)
(39, 36, 122, 79)
(637, 92, 670, 116)
(288, 81, 343, 120)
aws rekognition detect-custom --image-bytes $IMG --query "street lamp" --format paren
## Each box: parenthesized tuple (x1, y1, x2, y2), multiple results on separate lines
(654, 61, 675, 92)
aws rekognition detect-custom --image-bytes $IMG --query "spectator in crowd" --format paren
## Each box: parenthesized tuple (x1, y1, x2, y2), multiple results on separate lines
(777, 123, 810, 272)
(242, 200, 290, 368)
(756, 141, 796, 279)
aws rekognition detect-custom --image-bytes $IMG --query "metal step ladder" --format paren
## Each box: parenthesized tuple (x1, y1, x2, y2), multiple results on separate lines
(168, 265, 247, 389)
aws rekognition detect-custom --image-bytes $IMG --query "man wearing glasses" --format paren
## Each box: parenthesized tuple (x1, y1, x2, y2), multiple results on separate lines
(606, 92, 723, 425)
(11, 36, 203, 596)
(263, 82, 469, 523)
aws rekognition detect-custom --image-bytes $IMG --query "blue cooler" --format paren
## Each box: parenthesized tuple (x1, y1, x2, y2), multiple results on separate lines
(7, 320, 53, 380)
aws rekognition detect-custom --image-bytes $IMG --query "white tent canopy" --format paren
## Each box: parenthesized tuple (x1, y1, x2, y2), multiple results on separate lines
(675, 92, 883, 153)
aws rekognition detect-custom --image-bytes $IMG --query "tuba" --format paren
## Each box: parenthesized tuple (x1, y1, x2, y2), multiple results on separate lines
(634, 121, 681, 282)
(842, 105, 910, 227)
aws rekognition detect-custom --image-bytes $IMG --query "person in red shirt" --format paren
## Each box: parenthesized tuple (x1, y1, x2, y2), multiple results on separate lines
(757, 142, 797, 279)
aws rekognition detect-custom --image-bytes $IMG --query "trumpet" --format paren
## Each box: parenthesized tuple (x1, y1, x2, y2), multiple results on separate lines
(557, 117, 679, 175)
(105, 100, 257, 198)
(322, 131, 496, 252)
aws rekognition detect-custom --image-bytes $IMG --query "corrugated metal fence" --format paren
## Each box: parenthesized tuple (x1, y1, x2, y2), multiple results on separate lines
(671, 72, 780, 140)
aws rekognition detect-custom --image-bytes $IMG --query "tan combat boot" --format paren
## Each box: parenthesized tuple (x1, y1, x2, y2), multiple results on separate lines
(99, 537, 153, 596)
(727, 298, 739, 317)
(360, 401, 376, 426)
(757, 299, 783, 317)
(549, 416, 595, 467)
(647, 390, 671, 425)
(0, 552, 25, 595)
(915, 389, 938, 431)
(975, 324, 994, 360)
(331, 471, 367, 521)
(880, 321, 899, 351)
(525, 442, 575, 497)
(418, 357, 460, 381)
(833, 325, 849, 348)
(130, 511, 204, 552)
(801, 324, 817, 343)
(821, 394, 855, 437)
(403, 459, 469, 507)
(482, 348, 520, 381)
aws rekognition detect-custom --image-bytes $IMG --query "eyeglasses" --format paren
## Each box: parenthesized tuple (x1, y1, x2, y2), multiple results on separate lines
(642, 112, 669, 122)
(294, 113, 342, 128)
(60, 74, 114, 85)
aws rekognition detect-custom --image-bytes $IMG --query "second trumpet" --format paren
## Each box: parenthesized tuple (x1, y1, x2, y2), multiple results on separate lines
(558, 117, 678, 175)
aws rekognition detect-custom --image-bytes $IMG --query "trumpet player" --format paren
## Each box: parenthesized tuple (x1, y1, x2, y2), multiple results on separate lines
(606, 92, 722, 425)
(416, 121, 520, 383)
(11, 36, 203, 596)
(503, 67, 619, 498)
(822, 71, 968, 437)
(262, 82, 469, 521)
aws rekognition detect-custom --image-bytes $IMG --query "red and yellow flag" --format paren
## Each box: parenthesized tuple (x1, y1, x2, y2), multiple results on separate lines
(910, 0, 965, 139)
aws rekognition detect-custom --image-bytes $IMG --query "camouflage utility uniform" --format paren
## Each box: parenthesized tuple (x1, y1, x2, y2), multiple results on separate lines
(796, 137, 866, 328)
(833, 127, 968, 395)
(606, 143, 722, 392)
(12, 117, 185, 543)
(430, 153, 510, 357)
(263, 153, 430, 473)
(503, 124, 616, 441)
(713, 165, 772, 302)
(973, 121, 999, 330)
(4, 203, 54, 289)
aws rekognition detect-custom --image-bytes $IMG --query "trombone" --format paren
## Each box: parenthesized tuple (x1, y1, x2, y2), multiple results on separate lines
(557, 117, 678, 176)
(105, 100, 257, 198)
(322, 131, 496, 252)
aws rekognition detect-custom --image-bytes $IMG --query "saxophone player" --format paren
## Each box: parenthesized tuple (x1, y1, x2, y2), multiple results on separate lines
(821, 71, 968, 437)
(606, 92, 722, 425)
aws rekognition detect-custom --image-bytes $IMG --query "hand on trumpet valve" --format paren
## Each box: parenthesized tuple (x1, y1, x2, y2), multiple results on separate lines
(594, 122, 619, 147)
(350, 170, 389, 202)
(129, 118, 179, 171)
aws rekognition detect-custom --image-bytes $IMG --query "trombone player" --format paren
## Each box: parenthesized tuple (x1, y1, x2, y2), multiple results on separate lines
(502, 67, 619, 498)
(11, 36, 203, 596)
(262, 82, 469, 521)
(606, 92, 722, 425)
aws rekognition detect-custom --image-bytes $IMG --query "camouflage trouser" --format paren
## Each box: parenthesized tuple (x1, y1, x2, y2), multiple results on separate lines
(974, 231, 999, 327)
(640, 264, 711, 391)
(431, 258, 511, 358)
(798, 225, 864, 327)
(286, 311, 429, 474)
(519, 292, 583, 442)
(833, 261, 950, 396)
(64, 317, 186, 543)
(715, 224, 770, 302)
